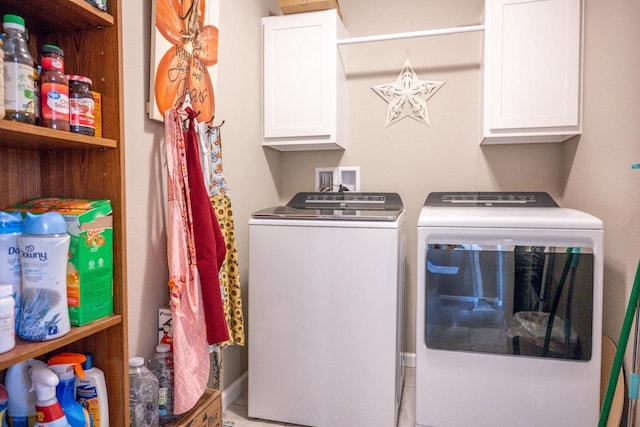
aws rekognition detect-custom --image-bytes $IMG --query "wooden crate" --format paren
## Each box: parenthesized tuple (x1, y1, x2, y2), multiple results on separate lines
(279, 0, 342, 20)
(166, 389, 221, 427)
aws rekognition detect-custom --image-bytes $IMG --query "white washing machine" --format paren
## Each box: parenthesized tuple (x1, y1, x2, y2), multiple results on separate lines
(249, 192, 407, 427)
(416, 192, 604, 427)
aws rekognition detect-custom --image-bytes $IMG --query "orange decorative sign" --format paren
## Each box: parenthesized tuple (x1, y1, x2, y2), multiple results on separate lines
(149, 0, 220, 122)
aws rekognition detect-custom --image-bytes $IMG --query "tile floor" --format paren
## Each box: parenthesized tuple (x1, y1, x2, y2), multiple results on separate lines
(222, 367, 416, 427)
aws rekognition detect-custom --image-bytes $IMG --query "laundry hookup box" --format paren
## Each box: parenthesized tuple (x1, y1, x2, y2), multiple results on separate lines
(9, 198, 114, 326)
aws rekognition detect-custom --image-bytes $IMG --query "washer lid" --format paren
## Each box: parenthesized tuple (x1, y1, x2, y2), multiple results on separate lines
(252, 192, 403, 221)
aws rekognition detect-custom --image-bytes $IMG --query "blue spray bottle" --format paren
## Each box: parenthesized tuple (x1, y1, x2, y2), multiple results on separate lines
(47, 354, 93, 427)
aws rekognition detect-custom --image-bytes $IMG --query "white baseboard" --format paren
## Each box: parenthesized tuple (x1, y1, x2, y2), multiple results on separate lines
(403, 351, 416, 368)
(222, 371, 248, 409)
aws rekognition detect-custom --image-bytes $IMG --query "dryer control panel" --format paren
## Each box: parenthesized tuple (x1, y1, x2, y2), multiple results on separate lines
(425, 192, 558, 207)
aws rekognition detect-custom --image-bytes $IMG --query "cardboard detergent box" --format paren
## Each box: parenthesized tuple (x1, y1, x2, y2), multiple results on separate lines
(10, 198, 114, 326)
(279, 0, 342, 19)
(166, 389, 221, 427)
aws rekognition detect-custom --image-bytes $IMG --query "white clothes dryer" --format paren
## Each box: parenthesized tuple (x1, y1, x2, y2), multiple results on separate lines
(416, 192, 603, 427)
(249, 192, 407, 427)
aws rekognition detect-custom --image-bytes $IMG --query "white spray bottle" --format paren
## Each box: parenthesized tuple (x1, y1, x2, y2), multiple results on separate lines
(30, 366, 69, 427)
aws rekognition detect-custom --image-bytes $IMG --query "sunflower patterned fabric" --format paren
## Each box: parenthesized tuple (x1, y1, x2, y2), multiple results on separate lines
(198, 122, 245, 347)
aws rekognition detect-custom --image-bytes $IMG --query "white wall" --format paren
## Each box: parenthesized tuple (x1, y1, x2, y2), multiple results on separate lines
(122, 0, 281, 388)
(123, 0, 640, 404)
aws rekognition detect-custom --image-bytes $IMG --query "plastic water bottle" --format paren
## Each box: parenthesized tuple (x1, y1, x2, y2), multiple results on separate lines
(147, 344, 174, 421)
(129, 357, 159, 427)
(0, 211, 22, 334)
(18, 212, 70, 341)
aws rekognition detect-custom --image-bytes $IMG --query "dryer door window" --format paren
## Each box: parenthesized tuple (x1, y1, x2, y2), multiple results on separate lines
(425, 244, 594, 361)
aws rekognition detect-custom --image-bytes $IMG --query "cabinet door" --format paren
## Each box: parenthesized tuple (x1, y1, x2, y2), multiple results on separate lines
(263, 11, 341, 148)
(483, 0, 582, 142)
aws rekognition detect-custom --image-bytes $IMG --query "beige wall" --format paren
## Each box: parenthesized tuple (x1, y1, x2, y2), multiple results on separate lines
(123, 0, 640, 397)
(123, 0, 281, 388)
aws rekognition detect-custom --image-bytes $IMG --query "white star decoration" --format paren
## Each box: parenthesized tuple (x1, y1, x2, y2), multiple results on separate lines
(372, 59, 445, 127)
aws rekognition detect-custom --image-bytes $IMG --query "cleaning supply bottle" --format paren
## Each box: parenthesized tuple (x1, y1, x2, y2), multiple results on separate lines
(75, 353, 108, 427)
(47, 355, 92, 427)
(147, 344, 174, 421)
(0, 384, 9, 427)
(129, 357, 159, 427)
(0, 211, 23, 334)
(0, 284, 15, 353)
(5, 358, 47, 427)
(18, 211, 70, 341)
(29, 366, 69, 427)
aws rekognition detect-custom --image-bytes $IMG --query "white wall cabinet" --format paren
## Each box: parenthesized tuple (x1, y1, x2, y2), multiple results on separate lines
(263, 10, 346, 151)
(482, 0, 583, 144)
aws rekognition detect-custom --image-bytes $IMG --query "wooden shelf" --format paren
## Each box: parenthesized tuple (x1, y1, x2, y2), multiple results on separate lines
(0, 0, 128, 423)
(0, 121, 117, 150)
(0, 315, 122, 371)
(0, 0, 113, 34)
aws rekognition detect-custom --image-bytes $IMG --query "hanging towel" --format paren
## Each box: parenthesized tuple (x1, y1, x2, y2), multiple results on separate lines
(198, 122, 245, 347)
(164, 107, 210, 413)
(183, 107, 229, 345)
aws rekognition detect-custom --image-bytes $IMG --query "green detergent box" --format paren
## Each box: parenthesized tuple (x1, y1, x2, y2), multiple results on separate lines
(10, 198, 114, 326)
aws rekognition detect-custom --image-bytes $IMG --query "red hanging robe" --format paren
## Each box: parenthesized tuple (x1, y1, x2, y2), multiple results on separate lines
(183, 107, 229, 344)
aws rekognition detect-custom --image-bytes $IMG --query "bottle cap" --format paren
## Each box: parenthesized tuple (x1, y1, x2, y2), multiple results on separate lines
(23, 211, 67, 235)
(48, 352, 87, 379)
(0, 384, 8, 404)
(82, 352, 94, 370)
(156, 343, 171, 353)
(0, 284, 13, 298)
(0, 211, 23, 234)
(41, 44, 64, 57)
(68, 75, 92, 86)
(129, 356, 145, 367)
(3, 14, 25, 28)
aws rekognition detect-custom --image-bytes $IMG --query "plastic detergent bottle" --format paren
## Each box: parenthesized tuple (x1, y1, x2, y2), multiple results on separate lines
(5, 358, 47, 427)
(0, 211, 23, 334)
(147, 344, 174, 421)
(129, 357, 159, 427)
(29, 367, 69, 427)
(18, 212, 70, 341)
(2, 14, 36, 124)
(0, 284, 15, 353)
(75, 353, 108, 427)
(0, 384, 9, 427)
(47, 363, 92, 427)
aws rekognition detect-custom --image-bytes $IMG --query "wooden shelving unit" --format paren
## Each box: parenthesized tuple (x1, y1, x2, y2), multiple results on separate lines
(0, 0, 128, 424)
